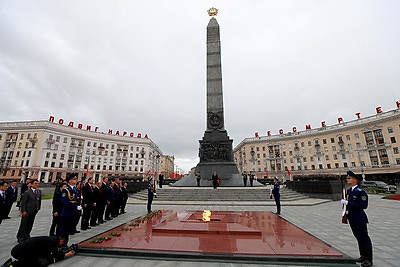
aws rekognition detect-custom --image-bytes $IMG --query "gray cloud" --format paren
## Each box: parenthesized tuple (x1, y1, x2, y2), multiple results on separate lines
(1, 0, 400, 172)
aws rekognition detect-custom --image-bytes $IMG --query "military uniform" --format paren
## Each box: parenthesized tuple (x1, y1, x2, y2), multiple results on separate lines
(346, 185, 373, 264)
(58, 184, 79, 241)
(271, 179, 281, 215)
(147, 180, 156, 213)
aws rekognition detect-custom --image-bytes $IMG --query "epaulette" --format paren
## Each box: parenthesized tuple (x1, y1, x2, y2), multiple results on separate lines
(357, 188, 362, 191)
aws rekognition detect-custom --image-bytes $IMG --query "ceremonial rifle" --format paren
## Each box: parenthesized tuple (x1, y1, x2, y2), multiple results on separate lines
(340, 175, 348, 224)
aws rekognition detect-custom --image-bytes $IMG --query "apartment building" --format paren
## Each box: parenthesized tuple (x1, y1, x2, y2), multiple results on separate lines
(0, 120, 163, 183)
(234, 108, 400, 181)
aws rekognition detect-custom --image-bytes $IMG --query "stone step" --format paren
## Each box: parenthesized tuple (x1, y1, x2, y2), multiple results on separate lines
(128, 187, 308, 202)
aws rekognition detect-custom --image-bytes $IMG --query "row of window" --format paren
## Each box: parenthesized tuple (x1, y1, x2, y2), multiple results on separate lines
(253, 157, 400, 172)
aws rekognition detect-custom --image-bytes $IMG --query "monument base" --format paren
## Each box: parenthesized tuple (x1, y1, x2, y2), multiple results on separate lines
(173, 162, 260, 187)
(78, 210, 357, 266)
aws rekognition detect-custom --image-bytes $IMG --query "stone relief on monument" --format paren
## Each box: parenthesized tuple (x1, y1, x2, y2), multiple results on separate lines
(199, 143, 231, 162)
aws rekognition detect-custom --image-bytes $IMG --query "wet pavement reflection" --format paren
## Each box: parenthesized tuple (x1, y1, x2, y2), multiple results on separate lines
(80, 210, 344, 257)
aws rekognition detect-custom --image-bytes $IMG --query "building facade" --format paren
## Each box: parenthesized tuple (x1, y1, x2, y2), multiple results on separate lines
(233, 108, 400, 182)
(161, 155, 175, 178)
(0, 120, 163, 183)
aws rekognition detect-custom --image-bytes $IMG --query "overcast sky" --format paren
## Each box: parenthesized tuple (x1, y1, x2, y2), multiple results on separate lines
(1, 1, 400, 172)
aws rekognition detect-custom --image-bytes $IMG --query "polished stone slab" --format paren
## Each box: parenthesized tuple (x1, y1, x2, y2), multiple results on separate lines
(78, 210, 356, 265)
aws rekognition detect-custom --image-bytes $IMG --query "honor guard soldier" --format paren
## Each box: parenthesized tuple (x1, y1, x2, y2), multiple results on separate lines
(341, 170, 373, 267)
(58, 173, 82, 244)
(147, 178, 156, 213)
(270, 177, 281, 215)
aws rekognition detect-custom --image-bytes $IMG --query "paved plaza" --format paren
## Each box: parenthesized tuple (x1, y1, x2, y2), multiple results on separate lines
(0, 190, 399, 267)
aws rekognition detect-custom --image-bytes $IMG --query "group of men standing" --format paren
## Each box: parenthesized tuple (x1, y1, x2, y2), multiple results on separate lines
(0, 180, 19, 225)
(52, 174, 129, 243)
(241, 171, 256, 187)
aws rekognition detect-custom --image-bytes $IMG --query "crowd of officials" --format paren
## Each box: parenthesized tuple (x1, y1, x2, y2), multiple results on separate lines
(0, 174, 129, 267)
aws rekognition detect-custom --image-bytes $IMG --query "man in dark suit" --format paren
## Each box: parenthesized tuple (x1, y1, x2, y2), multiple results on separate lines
(4, 180, 18, 219)
(0, 181, 9, 225)
(81, 177, 96, 230)
(90, 181, 102, 226)
(211, 171, 219, 189)
(112, 178, 122, 218)
(97, 177, 109, 222)
(158, 174, 164, 188)
(104, 180, 115, 220)
(120, 182, 128, 214)
(16, 179, 42, 243)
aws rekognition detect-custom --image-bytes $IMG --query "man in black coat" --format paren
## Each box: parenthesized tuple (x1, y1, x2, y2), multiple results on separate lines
(81, 177, 96, 230)
(4, 180, 18, 219)
(211, 171, 219, 189)
(49, 182, 67, 236)
(120, 182, 128, 214)
(112, 178, 122, 217)
(0, 181, 9, 225)
(16, 179, 42, 243)
(17, 178, 30, 208)
(104, 180, 115, 220)
(90, 182, 102, 226)
(10, 236, 75, 267)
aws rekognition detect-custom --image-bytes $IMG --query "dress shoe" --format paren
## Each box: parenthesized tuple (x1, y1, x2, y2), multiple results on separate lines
(90, 223, 99, 227)
(361, 260, 373, 267)
(74, 230, 80, 234)
(69, 232, 75, 235)
(5, 217, 11, 219)
(105, 217, 113, 220)
(98, 220, 105, 224)
(355, 256, 365, 263)
(81, 228, 87, 231)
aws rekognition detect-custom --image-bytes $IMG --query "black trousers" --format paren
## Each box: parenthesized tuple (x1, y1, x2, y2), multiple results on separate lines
(349, 221, 373, 261)
(147, 194, 153, 213)
(274, 195, 281, 214)
(81, 205, 93, 229)
(49, 215, 60, 236)
(58, 216, 73, 243)
(16, 212, 37, 242)
(120, 199, 127, 213)
(97, 203, 106, 222)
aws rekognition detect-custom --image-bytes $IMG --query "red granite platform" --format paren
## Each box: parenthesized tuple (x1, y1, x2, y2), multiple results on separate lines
(78, 210, 356, 265)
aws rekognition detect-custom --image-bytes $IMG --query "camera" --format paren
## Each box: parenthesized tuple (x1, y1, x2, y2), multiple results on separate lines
(56, 243, 78, 256)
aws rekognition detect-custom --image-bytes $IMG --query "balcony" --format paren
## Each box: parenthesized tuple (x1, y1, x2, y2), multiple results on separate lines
(29, 137, 38, 143)
(46, 138, 56, 144)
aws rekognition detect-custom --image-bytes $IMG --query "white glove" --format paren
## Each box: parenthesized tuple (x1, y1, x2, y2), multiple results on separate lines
(340, 199, 348, 205)
(77, 205, 82, 211)
(153, 193, 157, 196)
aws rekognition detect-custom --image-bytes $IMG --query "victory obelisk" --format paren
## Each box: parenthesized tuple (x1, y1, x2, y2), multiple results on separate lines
(173, 8, 244, 187)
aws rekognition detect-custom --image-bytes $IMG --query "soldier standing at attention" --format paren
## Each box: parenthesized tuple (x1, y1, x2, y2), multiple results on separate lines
(341, 170, 373, 267)
(58, 173, 81, 244)
(242, 172, 247, 187)
(270, 177, 281, 215)
(147, 178, 156, 213)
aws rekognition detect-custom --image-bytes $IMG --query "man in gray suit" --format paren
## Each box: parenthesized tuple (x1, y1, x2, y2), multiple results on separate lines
(16, 179, 42, 243)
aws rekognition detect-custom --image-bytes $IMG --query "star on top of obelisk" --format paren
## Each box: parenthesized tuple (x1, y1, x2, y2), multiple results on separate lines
(207, 7, 218, 18)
